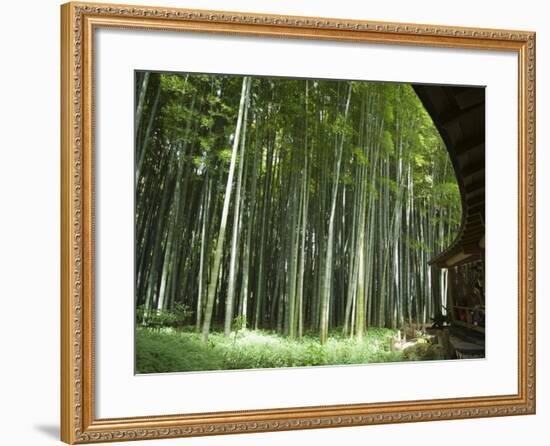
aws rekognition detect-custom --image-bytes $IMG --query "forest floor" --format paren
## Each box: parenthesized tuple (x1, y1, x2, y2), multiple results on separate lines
(136, 326, 415, 373)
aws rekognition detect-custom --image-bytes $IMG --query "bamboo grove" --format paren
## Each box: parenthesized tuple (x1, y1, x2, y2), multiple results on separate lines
(135, 72, 462, 344)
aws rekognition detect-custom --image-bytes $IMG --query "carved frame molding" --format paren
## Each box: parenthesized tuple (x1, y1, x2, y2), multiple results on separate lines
(60, 2, 536, 443)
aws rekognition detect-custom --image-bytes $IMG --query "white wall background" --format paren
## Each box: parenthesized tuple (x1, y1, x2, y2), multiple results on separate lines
(0, 1, 546, 445)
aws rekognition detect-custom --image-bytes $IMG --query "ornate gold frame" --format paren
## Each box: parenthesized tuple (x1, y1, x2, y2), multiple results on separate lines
(60, 2, 536, 443)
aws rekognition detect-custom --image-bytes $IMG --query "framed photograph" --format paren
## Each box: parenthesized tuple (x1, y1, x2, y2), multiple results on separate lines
(60, 2, 536, 443)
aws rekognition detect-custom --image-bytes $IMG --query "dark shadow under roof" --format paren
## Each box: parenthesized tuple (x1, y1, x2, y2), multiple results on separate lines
(413, 84, 485, 268)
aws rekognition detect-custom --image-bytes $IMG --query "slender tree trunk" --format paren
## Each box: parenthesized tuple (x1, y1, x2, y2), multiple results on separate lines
(196, 176, 211, 331)
(296, 84, 309, 337)
(224, 81, 250, 335)
(239, 129, 260, 329)
(320, 85, 352, 344)
(135, 72, 150, 135)
(202, 76, 250, 342)
(136, 82, 160, 184)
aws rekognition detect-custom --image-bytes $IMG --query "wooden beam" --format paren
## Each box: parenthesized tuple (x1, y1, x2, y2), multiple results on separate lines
(448, 267, 457, 321)
(463, 243, 483, 254)
(462, 230, 484, 240)
(455, 135, 484, 156)
(444, 251, 471, 267)
(453, 319, 485, 334)
(466, 213, 483, 223)
(462, 159, 485, 177)
(463, 224, 485, 233)
(463, 225, 484, 233)
(468, 204, 485, 215)
(440, 102, 484, 128)
(463, 226, 484, 236)
(465, 179, 485, 194)
(462, 235, 484, 245)
(447, 253, 482, 268)
(453, 87, 485, 109)
(467, 193, 485, 207)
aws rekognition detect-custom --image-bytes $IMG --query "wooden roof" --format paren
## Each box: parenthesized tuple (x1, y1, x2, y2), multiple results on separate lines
(412, 84, 485, 268)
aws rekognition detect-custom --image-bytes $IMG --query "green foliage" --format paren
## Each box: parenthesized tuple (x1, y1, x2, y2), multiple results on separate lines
(382, 100, 394, 124)
(200, 115, 215, 130)
(217, 147, 233, 164)
(136, 327, 223, 373)
(381, 130, 394, 153)
(172, 303, 193, 327)
(136, 306, 177, 328)
(137, 303, 192, 329)
(352, 145, 369, 165)
(136, 70, 467, 352)
(198, 134, 216, 152)
(136, 327, 407, 373)
(232, 315, 246, 332)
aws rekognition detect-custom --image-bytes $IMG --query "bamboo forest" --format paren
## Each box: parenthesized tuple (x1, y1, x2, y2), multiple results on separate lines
(135, 71, 467, 374)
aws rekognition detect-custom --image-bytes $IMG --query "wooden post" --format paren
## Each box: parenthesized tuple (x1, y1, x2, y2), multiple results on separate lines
(447, 267, 456, 323)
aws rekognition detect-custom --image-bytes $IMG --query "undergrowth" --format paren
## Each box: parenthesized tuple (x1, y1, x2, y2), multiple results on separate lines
(136, 327, 414, 373)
